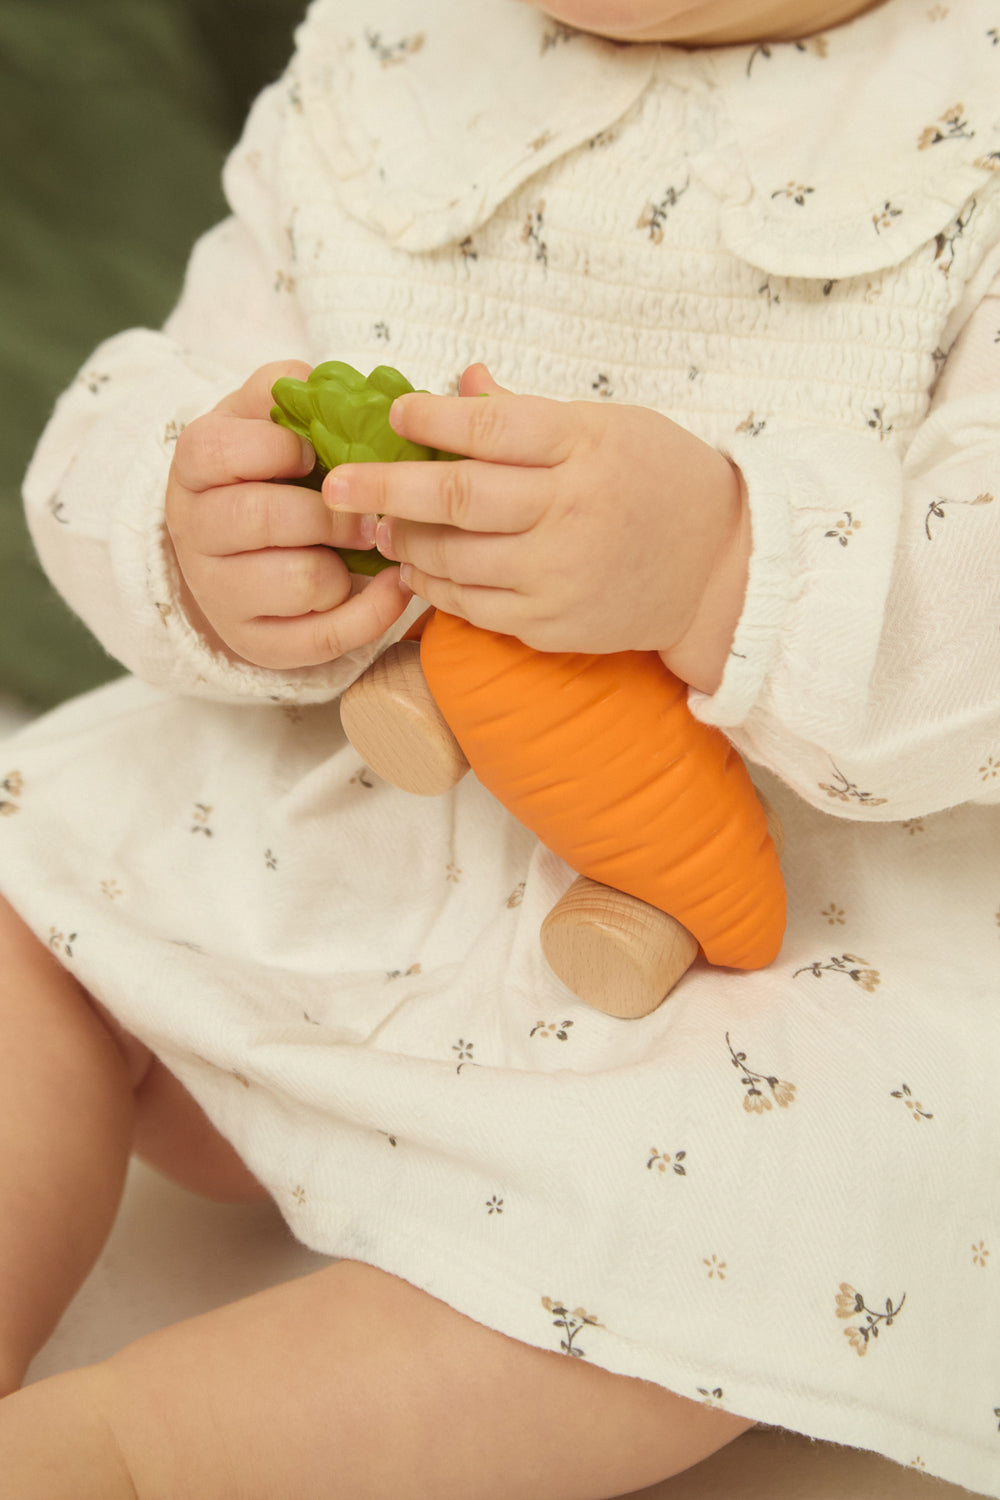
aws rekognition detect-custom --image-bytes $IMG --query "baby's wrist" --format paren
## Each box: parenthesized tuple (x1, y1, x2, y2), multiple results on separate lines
(659, 466, 751, 695)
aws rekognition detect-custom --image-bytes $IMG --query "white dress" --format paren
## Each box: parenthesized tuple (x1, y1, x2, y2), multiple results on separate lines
(3, 0, 1000, 1491)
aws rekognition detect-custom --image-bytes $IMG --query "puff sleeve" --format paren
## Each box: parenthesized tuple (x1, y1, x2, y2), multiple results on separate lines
(694, 272, 1000, 822)
(21, 79, 417, 705)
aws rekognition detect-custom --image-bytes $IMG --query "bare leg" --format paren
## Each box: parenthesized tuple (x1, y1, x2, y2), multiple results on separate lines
(0, 897, 137, 1396)
(0, 1261, 752, 1499)
(0, 895, 266, 1395)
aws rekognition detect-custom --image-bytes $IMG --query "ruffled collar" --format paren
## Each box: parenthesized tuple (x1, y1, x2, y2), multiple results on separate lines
(293, 0, 656, 251)
(293, 0, 1000, 274)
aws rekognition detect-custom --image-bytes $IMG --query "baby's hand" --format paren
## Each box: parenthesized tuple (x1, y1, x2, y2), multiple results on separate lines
(165, 361, 412, 669)
(324, 365, 748, 690)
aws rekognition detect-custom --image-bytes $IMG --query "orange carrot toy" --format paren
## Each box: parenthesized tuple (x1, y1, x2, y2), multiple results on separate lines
(272, 362, 786, 1018)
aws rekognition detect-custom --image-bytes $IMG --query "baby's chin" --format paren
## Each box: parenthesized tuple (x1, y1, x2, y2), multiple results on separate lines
(519, 0, 883, 45)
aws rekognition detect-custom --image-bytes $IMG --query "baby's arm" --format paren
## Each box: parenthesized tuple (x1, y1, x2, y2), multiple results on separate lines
(23, 79, 414, 703)
(690, 269, 1000, 821)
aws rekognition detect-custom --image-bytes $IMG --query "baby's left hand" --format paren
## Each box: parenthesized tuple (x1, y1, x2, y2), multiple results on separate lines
(324, 364, 746, 666)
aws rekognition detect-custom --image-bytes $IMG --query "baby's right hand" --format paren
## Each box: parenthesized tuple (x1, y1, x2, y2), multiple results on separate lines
(165, 360, 412, 669)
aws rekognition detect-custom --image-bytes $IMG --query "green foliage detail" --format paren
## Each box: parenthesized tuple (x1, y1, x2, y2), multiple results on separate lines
(270, 362, 458, 574)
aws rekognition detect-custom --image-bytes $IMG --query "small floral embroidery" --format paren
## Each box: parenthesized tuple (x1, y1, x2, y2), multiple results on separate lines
(924, 490, 993, 540)
(591, 373, 613, 398)
(291, 1184, 307, 1206)
(919, 104, 974, 150)
(972, 1241, 990, 1267)
(704, 1255, 727, 1281)
(530, 1019, 574, 1040)
(934, 199, 977, 275)
(794, 954, 881, 993)
(445, 861, 462, 883)
(542, 1298, 601, 1357)
(910, 1456, 927, 1470)
(697, 1386, 726, 1408)
(541, 21, 579, 53)
(647, 1148, 687, 1176)
(867, 406, 893, 440)
(821, 903, 847, 925)
(735, 412, 767, 437)
(522, 202, 548, 270)
(506, 881, 525, 909)
(373, 321, 391, 342)
(746, 36, 828, 74)
(0, 770, 23, 816)
(989, 27, 999, 44)
(818, 765, 888, 808)
(82, 370, 110, 395)
(387, 963, 421, 981)
(100, 878, 122, 900)
(486, 1195, 504, 1214)
(980, 755, 1000, 784)
(458, 236, 478, 263)
(264, 849, 278, 870)
(726, 1033, 797, 1113)
(273, 269, 296, 295)
(191, 803, 213, 836)
(891, 1083, 933, 1121)
(379, 1130, 398, 1146)
(771, 181, 815, 206)
(836, 1282, 906, 1354)
(825, 511, 862, 545)
(975, 151, 1000, 172)
(637, 181, 689, 243)
(927, 3, 950, 19)
(901, 818, 924, 835)
(873, 201, 903, 233)
(364, 29, 425, 66)
(48, 926, 77, 958)
(757, 280, 781, 306)
(350, 766, 376, 789)
(453, 1038, 475, 1073)
(162, 419, 182, 445)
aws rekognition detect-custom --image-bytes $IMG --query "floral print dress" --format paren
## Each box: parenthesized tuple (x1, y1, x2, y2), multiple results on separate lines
(3, 0, 1000, 1492)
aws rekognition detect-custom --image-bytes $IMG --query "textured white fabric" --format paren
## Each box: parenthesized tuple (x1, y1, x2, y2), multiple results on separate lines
(5, 0, 1000, 1492)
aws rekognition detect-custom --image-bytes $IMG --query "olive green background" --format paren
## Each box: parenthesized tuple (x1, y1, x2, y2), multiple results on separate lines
(0, 0, 304, 707)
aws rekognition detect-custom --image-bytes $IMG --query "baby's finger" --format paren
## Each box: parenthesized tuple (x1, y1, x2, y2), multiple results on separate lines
(325, 457, 542, 535)
(188, 546, 355, 625)
(173, 482, 375, 559)
(215, 360, 314, 421)
(235, 567, 413, 670)
(388, 368, 575, 468)
(172, 413, 314, 495)
(376, 518, 522, 590)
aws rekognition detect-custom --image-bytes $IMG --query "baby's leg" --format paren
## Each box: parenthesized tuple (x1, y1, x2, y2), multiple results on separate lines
(0, 1260, 752, 1499)
(0, 895, 138, 1396)
(0, 895, 265, 1395)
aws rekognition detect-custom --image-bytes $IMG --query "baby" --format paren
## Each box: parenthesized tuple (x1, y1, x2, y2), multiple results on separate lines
(1, 0, 998, 1495)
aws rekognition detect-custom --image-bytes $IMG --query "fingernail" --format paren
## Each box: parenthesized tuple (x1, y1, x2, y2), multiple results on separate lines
(399, 563, 413, 590)
(375, 518, 396, 558)
(359, 513, 378, 546)
(299, 438, 315, 470)
(326, 473, 350, 507)
(388, 396, 408, 432)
